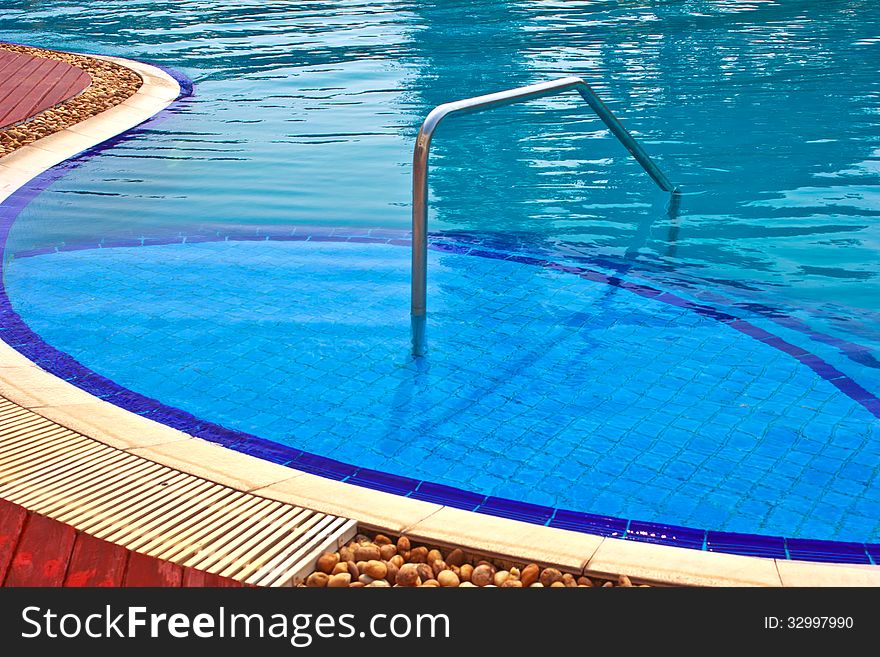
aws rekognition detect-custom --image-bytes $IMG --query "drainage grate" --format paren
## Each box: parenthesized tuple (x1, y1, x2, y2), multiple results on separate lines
(0, 396, 356, 586)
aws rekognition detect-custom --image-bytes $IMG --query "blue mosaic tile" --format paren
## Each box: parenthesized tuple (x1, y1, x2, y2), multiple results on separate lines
(102, 391, 163, 415)
(477, 497, 554, 525)
(190, 424, 248, 447)
(760, 336, 809, 357)
(866, 544, 880, 565)
(234, 437, 302, 465)
(549, 509, 627, 537)
(347, 468, 419, 495)
(831, 378, 875, 402)
(409, 482, 486, 511)
(727, 320, 775, 340)
(785, 538, 870, 564)
(619, 281, 663, 298)
(429, 242, 471, 255)
(706, 531, 787, 559)
(863, 398, 880, 418)
(289, 452, 357, 481)
(143, 407, 200, 431)
(626, 521, 707, 550)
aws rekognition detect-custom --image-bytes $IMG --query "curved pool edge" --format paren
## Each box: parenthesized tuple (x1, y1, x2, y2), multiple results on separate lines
(0, 53, 878, 586)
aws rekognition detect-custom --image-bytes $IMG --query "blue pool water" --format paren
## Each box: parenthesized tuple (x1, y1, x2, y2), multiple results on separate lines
(2, 1, 880, 547)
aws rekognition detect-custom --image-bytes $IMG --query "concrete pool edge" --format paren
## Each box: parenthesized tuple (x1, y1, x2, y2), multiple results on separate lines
(0, 54, 878, 586)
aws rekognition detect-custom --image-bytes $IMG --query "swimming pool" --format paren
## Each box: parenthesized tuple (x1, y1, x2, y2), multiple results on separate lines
(2, 1, 880, 557)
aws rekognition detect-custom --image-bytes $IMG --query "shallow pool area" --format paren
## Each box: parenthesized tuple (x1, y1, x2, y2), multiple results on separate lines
(5, 230, 880, 545)
(2, 1, 880, 554)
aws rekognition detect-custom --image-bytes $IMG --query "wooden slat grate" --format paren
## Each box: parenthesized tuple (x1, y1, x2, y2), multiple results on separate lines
(0, 396, 356, 586)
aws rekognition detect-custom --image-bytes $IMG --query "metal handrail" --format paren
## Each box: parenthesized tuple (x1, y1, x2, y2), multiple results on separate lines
(411, 75, 676, 356)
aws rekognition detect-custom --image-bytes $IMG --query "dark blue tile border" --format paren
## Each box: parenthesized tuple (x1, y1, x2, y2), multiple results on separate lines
(231, 436, 302, 465)
(288, 452, 356, 481)
(476, 497, 554, 525)
(625, 521, 707, 550)
(785, 539, 871, 565)
(549, 509, 627, 538)
(0, 55, 878, 565)
(707, 531, 787, 559)
(409, 482, 485, 511)
(347, 468, 420, 496)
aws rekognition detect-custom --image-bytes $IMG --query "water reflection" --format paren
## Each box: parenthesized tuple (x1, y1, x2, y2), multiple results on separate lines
(1, 0, 879, 338)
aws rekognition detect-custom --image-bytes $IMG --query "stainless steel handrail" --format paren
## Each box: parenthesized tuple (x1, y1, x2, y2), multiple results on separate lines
(411, 75, 676, 356)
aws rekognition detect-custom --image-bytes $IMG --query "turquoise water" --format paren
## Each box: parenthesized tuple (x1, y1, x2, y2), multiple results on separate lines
(2, 1, 880, 542)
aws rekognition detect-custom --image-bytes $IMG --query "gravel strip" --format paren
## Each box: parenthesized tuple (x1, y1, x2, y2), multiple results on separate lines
(303, 531, 647, 588)
(0, 42, 142, 156)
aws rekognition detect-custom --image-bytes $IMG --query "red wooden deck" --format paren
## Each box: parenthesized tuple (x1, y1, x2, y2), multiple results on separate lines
(0, 49, 91, 129)
(0, 498, 243, 587)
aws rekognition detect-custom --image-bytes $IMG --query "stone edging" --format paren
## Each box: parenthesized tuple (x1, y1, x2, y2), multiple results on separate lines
(0, 49, 878, 587)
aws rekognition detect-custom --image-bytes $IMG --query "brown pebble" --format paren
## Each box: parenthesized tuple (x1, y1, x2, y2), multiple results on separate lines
(501, 579, 523, 588)
(577, 576, 593, 587)
(520, 564, 540, 587)
(602, 581, 614, 588)
(431, 560, 448, 577)
(315, 552, 339, 575)
(471, 564, 494, 587)
(379, 544, 397, 561)
(367, 580, 390, 587)
(562, 573, 577, 588)
(539, 568, 563, 588)
(618, 575, 633, 588)
(409, 546, 429, 563)
(493, 570, 511, 587)
(354, 545, 381, 562)
(416, 563, 434, 583)
(437, 570, 460, 587)
(509, 567, 520, 579)
(349, 582, 365, 588)
(459, 581, 477, 588)
(385, 562, 399, 585)
(364, 560, 387, 580)
(550, 581, 566, 588)
(390, 555, 404, 568)
(529, 582, 544, 588)
(306, 572, 329, 588)
(459, 564, 474, 583)
(327, 573, 351, 588)
(396, 563, 421, 587)
(420, 579, 440, 587)
(346, 561, 359, 580)
(446, 548, 466, 567)
(358, 574, 375, 585)
(331, 562, 348, 575)
(354, 533, 371, 544)
(374, 534, 392, 546)
(427, 549, 443, 564)
(339, 546, 354, 562)
(397, 536, 411, 552)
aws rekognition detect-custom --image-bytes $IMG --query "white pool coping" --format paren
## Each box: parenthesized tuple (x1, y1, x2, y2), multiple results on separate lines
(1, 50, 878, 587)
